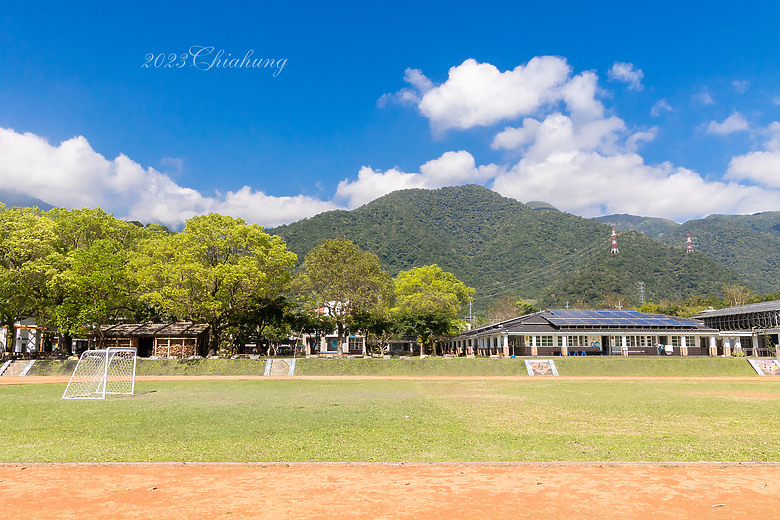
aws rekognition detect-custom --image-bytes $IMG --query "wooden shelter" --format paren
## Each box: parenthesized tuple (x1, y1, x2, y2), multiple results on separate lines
(96, 323, 209, 358)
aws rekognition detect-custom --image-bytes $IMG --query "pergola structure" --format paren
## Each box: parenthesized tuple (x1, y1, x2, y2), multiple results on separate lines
(696, 300, 780, 357)
(444, 308, 720, 357)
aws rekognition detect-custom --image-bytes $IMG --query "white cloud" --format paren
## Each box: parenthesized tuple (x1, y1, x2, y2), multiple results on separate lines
(693, 91, 715, 105)
(706, 111, 750, 135)
(726, 151, 780, 188)
(335, 151, 500, 208)
(379, 57, 779, 221)
(492, 113, 627, 158)
(492, 151, 778, 221)
(386, 57, 573, 132)
(650, 99, 673, 117)
(725, 121, 780, 188)
(0, 127, 340, 228)
(607, 62, 644, 91)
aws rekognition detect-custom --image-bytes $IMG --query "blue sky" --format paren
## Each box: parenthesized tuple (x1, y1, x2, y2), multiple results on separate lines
(1, 0, 779, 227)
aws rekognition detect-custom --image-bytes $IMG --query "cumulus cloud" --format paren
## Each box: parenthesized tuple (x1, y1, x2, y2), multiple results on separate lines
(725, 121, 780, 188)
(335, 151, 501, 208)
(651, 99, 673, 117)
(492, 151, 777, 221)
(607, 62, 644, 90)
(0, 127, 340, 228)
(706, 111, 751, 135)
(486, 105, 777, 221)
(377, 57, 780, 221)
(382, 57, 573, 132)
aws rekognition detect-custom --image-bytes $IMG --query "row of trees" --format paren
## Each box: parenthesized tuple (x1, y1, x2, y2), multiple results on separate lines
(0, 206, 474, 356)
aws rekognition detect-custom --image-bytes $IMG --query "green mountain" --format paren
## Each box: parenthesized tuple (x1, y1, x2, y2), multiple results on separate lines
(270, 185, 744, 311)
(596, 212, 780, 293)
(0, 189, 54, 211)
(593, 214, 680, 238)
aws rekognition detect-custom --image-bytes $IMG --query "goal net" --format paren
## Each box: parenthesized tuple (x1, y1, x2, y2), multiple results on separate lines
(62, 347, 137, 399)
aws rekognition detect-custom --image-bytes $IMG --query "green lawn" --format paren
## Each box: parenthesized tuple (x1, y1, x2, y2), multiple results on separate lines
(1, 379, 778, 462)
(28, 356, 757, 377)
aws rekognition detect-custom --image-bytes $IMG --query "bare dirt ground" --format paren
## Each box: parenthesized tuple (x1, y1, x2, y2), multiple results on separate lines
(2, 462, 779, 519)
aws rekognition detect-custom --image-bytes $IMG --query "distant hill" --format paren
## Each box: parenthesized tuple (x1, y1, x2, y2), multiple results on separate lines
(0, 189, 54, 211)
(271, 185, 744, 311)
(594, 214, 680, 238)
(596, 212, 780, 293)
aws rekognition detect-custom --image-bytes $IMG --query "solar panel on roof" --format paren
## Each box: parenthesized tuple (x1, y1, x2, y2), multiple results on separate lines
(546, 309, 703, 328)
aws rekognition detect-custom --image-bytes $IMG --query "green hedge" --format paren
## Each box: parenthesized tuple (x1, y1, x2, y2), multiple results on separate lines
(25, 356, 758, 377)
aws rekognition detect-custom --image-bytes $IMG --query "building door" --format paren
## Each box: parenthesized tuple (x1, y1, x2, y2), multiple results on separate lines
(601, 336, 610, 356)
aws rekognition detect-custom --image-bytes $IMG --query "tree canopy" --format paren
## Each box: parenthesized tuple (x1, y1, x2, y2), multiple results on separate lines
(295, 238, 391, 356)
(393, 264, 474, 356)
(132, 213, 297, 352)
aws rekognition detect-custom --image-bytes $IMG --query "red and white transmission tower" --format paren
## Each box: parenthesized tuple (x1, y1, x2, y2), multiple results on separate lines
(610, 228, 619, 255)
(686, 233, 694, 254)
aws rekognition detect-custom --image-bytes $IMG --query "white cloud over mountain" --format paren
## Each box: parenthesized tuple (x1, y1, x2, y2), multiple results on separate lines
(334, 151, 500, 209)
(0, 128, 339, 228)
(2, 56, 779, 227)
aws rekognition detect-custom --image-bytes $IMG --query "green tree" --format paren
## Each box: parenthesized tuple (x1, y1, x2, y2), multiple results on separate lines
(47, 208, 145, 341)
(295, 238, 391, 357)
(351, 308, 398, 356)
(133, 213, 297, 353)
(0, 207, 61, 337)
(393, 265, 474, 356)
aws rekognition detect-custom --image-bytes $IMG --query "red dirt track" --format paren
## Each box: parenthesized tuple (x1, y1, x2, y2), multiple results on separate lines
(2, 462, 779, 519)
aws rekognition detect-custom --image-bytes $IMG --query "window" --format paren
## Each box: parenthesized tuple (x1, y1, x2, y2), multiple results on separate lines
(540, 336, 553, 347)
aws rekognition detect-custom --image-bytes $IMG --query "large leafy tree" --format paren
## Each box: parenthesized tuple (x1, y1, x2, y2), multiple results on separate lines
(133, 213, 297, 353)
(47, 208, 145, 340)
(0, 206, 61, 333)
(393, 264, 474, 356)
(295, 238, 391, 356)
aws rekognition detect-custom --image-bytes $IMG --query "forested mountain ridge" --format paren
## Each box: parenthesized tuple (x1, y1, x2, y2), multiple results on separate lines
(270, 185, 745, 310)
(596, 211, 780, 293)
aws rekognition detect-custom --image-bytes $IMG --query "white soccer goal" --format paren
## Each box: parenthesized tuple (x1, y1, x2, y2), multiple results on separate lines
(62, 347, 137, 399)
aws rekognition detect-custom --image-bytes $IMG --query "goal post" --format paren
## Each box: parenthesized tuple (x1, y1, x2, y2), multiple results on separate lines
(62, 347, 137, 399)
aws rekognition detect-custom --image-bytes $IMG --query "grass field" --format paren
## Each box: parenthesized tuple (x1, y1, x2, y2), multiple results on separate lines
(28, 356, 757, 377)
(2, 378, 778, 463)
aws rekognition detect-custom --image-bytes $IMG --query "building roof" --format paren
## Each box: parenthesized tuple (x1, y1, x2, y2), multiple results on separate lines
(695, 300, 780, 318)
(456, 308, 716, 340)
(100, 323, 209, 337)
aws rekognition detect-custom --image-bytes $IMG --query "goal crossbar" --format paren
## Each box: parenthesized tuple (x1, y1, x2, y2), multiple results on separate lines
(62, 347, 137, 399)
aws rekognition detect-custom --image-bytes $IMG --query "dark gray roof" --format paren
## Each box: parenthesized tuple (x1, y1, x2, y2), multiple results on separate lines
(100, 323, 209, 337)
(454, 308, 716, 340)
(695, 300, 780, 318)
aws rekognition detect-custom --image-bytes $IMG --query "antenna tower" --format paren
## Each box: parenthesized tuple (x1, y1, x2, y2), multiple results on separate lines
(610, 228, 619, 255)
(686, 233, 693, 254)
(638, 282, 645, 305)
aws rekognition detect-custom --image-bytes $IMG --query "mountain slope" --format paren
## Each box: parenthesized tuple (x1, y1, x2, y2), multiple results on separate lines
(597, 212, 780, 293)
(0, 189, 54, 211)
(271, 185, 744, 309)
